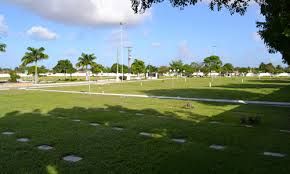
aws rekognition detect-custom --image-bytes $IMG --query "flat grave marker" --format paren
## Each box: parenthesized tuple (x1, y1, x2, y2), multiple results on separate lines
(17, 138, 30, 143)
(263, 152, 286, 158)
(209, 144, 226, 150)
(72, 119, 81, 122)
(171, 138, 186, 144)
(280, 130, 290, 133)
(62, 155, 83, 163)
(2, 131, 15, 135)
(90, 123, 100, 126)
(139, 132, 153, 137)
(37, 145, 54, 151)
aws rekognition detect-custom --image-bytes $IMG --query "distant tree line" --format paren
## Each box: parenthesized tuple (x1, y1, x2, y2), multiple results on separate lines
(1, 47, 290, 83)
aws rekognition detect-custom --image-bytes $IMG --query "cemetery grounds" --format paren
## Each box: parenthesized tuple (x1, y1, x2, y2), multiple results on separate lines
(0, 77, 290, 173)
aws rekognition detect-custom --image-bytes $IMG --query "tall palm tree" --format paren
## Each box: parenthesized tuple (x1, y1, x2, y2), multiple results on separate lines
(76, 53, 96, 81)
(0, 43, 6, 52)
(21, 47, 49, 84)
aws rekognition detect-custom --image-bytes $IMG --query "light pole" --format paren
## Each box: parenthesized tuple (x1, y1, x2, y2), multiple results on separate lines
(88, 70, 91, 94)
(125, 46, 132, 80)
(170, 69, 173, 87)
(120, 22, 124, 83)
(116, 48, 119, 81)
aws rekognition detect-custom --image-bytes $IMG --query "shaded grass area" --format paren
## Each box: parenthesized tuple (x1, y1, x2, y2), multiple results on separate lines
(0, 90, 290, 173)
(42, 77, 290, 102)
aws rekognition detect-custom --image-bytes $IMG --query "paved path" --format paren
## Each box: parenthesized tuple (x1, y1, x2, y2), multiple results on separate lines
(23, 88, 290, 107)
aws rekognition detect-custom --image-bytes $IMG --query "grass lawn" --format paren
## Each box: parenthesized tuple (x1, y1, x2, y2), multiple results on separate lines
(44, 77, 290, 102)
(0, 85, 290, 173)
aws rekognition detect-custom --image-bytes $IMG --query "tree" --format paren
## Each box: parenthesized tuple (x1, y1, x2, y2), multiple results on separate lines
(236, 67, 250, 74)
(203, 55, 223, 73)
(132, 0, 290, 64)
(275, 65, 284, 73)
(26, 66, 49, 75)
(131, 59, 145, 75)
(76, 53, 96, 81)
(190, 62, 202, 72)
(182, 64, 193, 75)
(91, 63, 105, 74)
(0, 43, 6, 52)
(158, 66, 169, 74)
(14, 65, 26, 73)
(146, 65, 158, 73)
(9, 71, 20, 82)
(131, 0, 253, 15)
(265, 63, 275, 73)
(103, 66, 111, 73)
(21, 47, 49, 84)
(222, 63, 234, 75)
(169, 59, 184, 72)
(257, 0, 290, 64)
(285, 66, 290, 73)
(0, 67, 12, 73)
(259, 62, 266, 72)
(111, 63, 128, 73)
(53, 59, 76, 79)
(259, 62, 275, 73)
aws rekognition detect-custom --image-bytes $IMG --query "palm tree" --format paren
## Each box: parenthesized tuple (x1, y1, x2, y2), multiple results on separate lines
(0, 43, 6, 52)
(21, 47, 49, 84)
(76, 53, 96, 81)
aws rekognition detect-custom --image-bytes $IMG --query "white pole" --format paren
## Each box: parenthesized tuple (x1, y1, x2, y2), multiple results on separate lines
(88, 71, 91, 93)
(120, 22, 124, 83)
(116, 48, 119, 81)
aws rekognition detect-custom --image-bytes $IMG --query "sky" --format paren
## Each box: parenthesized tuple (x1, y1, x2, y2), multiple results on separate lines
(0, 0, 286, 69)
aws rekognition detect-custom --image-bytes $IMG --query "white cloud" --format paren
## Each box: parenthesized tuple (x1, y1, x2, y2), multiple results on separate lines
(4, 0, 151, 26)
(26, 26, 58, 40)
(151, 42, 161, 47)
(0, 15, 8, 35)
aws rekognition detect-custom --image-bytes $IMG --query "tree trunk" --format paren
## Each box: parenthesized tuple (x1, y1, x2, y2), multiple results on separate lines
(35, 61, 38, 84)
(65, 69, 67, 80)
(86, 65, 89, 81)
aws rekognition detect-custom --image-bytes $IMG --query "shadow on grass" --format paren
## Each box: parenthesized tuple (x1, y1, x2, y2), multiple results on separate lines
(0, 101, 290, 173)
(215, 83, 289, 89)
(141, 79, 290, 102)
(247, 79, 290, 84)
(142, 88, 265, 101)
(1, 80, 290, 173)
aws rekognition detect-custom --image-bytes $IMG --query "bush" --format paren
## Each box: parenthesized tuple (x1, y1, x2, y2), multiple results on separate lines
(119, 76, 127, 80)
(183, 102, 194, 109)
(9, 71, 20, 82)
(65, 78, 77, 81)
(240, 116, 261, 125)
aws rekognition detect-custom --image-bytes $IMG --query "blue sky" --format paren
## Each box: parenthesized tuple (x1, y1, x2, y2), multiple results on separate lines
(0, 0, 285, 69)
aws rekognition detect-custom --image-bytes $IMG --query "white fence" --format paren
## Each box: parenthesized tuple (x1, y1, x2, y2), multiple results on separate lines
(1, 72, 290, 78)
(0, 72, 139, 78)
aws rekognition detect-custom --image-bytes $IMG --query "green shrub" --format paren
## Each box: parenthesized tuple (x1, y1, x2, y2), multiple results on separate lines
(240, 116, 261, 125)
(9, 71, 20, 82)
